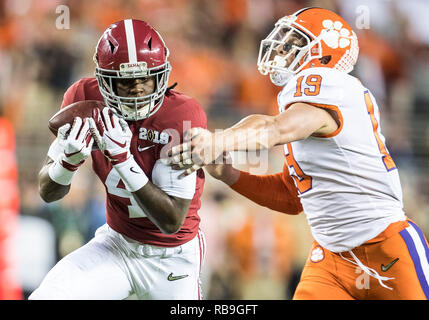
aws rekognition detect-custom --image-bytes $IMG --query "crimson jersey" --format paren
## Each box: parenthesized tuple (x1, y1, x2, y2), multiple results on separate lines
(60, 77, 206, 247)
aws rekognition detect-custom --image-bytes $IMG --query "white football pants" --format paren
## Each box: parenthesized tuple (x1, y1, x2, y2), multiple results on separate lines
(28, 224, 206, 300)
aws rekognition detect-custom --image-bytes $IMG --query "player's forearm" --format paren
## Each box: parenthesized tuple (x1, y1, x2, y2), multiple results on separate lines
(206, 159, 302, 214)
(38, 164, 70, 202)
(215, 104, 330, 154)
(215, 114, 280, 153)
(132, 183, 190, 235)
(112, 156, 190, 234)
(230, 170, 303, 215)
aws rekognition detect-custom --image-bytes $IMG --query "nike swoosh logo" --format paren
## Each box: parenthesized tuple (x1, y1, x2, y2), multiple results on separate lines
(167, 272, 189, 281)
(130, 167, 142, 174)
(138, 145, 155, 152)
(64, 148, 83, 158)
(381, 258, 399, 272)
(105, 134, 127, 148)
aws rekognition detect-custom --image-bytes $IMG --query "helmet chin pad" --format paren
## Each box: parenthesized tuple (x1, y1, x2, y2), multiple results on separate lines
(119, 100, 155, 120)
(270, 70, 294, 86)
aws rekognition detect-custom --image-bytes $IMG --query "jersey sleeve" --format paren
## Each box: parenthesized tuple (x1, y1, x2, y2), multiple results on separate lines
(155, 96, 207, 198)
(277, 68, 344, 113)
(175, 98, 207, 141)
(159, 97, 207, 154)
(151, 159, 197, 199)
(229, 163, 303, 215)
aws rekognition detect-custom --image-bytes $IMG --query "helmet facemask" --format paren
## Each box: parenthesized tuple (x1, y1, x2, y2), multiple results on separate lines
(257, 16, 322, 86)
(95, 58, 171, 121)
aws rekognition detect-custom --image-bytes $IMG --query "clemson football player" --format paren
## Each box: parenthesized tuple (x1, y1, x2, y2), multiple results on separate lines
(168, 8, 429, 300)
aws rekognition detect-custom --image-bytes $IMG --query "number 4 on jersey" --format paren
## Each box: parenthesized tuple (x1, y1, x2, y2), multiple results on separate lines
(105, 168, 148, 218)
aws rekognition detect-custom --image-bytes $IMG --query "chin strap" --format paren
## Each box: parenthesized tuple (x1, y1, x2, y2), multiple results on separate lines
(166, 82, 178, 92)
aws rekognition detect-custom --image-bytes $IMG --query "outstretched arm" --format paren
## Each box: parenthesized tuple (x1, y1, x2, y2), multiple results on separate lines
(168, 102, 338, 175)
(206, 154, 302, 215)
(219, 102, 337, 150)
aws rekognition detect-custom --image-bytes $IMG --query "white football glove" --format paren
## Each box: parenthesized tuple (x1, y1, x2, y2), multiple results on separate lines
(57, 117, 94, 171)
(88, 107, 132, 165)
(88, 107, 149, 192)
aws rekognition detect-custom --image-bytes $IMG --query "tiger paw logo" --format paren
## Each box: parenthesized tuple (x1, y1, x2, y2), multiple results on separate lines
(321, 19, 352, 49)
(310, 245, 324, 263)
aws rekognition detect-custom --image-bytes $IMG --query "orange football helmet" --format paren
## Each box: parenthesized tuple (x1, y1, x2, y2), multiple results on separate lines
(257, 7, 359, 86)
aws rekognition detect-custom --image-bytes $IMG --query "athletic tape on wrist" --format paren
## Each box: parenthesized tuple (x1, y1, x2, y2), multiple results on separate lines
(113, 156, 149, 192)
(48, 159, 76, 186)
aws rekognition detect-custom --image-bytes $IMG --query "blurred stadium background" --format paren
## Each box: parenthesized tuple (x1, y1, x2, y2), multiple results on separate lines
(1, 0, 428, 299)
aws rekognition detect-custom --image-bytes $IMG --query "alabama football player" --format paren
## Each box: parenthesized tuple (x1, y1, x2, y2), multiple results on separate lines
(169, 8, 429, 299)
(30, 19, 207, 299)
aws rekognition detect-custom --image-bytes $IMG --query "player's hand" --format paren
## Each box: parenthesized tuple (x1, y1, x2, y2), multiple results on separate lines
(167, 127, 224, 177)
(88, 107, 132, 165)
(57, 117, 93, 171)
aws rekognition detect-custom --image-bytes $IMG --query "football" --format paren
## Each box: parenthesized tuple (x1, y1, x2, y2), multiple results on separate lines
(48, 100, 105, 136)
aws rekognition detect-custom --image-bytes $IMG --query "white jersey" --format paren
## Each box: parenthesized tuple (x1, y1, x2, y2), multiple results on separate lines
(278, 67, 406, 252)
